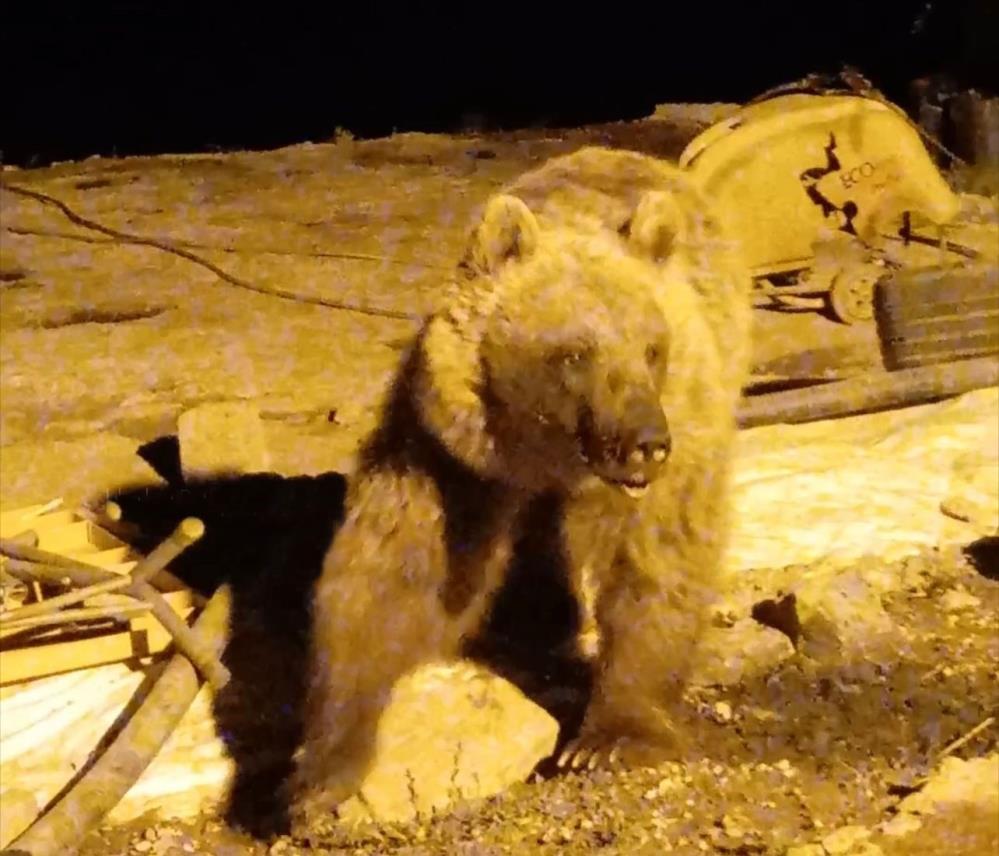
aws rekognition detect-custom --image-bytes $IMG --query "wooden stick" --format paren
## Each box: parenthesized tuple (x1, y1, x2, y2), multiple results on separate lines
(0, 538, 117, 572)
(936, 715, 995, 761)
(0, 602, 149, 633)
(8, 585, 233, 856)
(1, 558, 117, 589)
(738, 355, 999, 429)
(8, 529, 40, 547)
(6, 531, 44, 604)
(128, 517, 204, 586)
(2, 518, 227, 683)
(129, 580, 230, 690)
(0, 575, 134, 624)
(73, 500, 145, 547)
(0, 516, 204, 592)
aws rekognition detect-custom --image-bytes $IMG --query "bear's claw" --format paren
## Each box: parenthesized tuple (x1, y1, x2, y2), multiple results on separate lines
(556, 736, 626, 771)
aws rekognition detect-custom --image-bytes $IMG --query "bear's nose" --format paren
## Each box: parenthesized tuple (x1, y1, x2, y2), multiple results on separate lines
(625, 426, 672, 469)
(612, 393, 672, 481)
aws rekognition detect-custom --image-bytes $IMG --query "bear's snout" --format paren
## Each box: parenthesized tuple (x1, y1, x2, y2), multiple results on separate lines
(629, 423, 672, 468)
(578, 393, 671, 498)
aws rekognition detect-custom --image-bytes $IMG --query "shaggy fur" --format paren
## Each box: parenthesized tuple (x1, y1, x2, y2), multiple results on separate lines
(290, 147, 753, 822)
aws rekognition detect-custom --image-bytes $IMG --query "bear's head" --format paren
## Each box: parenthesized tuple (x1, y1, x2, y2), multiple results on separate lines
(477, 194, 682, 497)
(418, 190, 696, 498)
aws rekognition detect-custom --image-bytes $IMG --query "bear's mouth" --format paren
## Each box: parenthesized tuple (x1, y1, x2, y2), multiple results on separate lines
(604, 474, 651, 499)
(578, 446, 652, 498)
(576, 408, 655, 499)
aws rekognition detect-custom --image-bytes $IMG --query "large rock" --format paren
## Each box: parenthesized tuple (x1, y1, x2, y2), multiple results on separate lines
(791, 571, 906, 664)
(335, 660, 560, 826)
(177, 401, 271, 481)
(882, 753, 999, 838)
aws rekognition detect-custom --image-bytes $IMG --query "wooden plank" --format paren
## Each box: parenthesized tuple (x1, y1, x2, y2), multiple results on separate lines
(2, 507, 129, 552)
(70, 547, 134, 569)
(0, 500, 65, 537)
(34, 521, 97, 553)
(1, 510, 77, 540)
(0, 504, 48, 531)
(1, 631, 156, 686)
(0, 592, 198, 685)
(0, 503, 207, 683)
(79, 523, 129, 551)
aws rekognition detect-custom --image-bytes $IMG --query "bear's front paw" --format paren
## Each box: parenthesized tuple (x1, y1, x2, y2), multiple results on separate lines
(557, 706, 686, 771)
(555, 728, 681, 772)
(556, 733, 631, 771)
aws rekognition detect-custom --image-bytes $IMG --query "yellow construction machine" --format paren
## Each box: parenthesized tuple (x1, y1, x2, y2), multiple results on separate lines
(680, 88, 994, 324)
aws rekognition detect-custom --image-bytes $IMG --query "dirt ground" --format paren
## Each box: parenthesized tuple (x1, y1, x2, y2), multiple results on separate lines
(0, 113, 883, 481)
(72, 545, 998, 856)
(2, 113, 997, 855)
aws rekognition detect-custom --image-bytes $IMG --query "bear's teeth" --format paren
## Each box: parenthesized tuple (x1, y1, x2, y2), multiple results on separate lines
(621, 484, 649, 499)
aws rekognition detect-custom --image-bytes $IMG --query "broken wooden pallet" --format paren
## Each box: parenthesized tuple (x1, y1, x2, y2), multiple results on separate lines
(1, 499, 234, 855)
(0, 500, 202, 686)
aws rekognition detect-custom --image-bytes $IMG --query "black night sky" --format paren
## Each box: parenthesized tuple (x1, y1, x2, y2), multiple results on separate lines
(2, 1, 996, 167)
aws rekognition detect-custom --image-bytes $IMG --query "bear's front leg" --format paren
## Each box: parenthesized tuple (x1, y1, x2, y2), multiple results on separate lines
(559, 522, 723, 771)
(290, 469, 453, 826)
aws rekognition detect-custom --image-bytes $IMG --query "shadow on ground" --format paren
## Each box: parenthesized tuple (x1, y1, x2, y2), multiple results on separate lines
(108, 436, 348, 837)
(106, 436, 593, 837)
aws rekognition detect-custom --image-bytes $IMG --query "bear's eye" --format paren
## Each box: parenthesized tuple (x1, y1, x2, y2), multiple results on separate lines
(548, 345, 592, 368)
(646, 344, 664, 366)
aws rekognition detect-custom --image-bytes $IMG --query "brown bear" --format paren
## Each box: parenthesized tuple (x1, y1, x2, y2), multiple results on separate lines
(290, 147, 752, 823)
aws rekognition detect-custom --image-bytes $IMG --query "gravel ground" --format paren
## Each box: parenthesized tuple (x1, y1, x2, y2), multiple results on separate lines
(74, 543, 998, 856)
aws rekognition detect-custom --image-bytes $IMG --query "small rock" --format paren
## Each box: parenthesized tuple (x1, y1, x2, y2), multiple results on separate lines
(881, 812, 923, 837)
(691, 617, 795, 687)
(785, 845, 825, 856)
(938, 588, 982, 612)
(896, 753, 999, 817)
(793, 571, 904, 663)
(133, 842, 154, 854)
(713, 701, 734, 722)
(941, 450, 999, 536)
(643, 776, 682, 800)
(775, 758, 796, 778)
(821, 824, 872, 854)
(721, 811, 750, 837)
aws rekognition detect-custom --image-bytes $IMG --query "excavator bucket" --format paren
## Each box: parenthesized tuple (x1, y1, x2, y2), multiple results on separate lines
(679, 93, 962, 278)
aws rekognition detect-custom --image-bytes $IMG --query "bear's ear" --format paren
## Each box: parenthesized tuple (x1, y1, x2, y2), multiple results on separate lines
(625, 190, 685, 263)
(466, 194, 541, 275)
